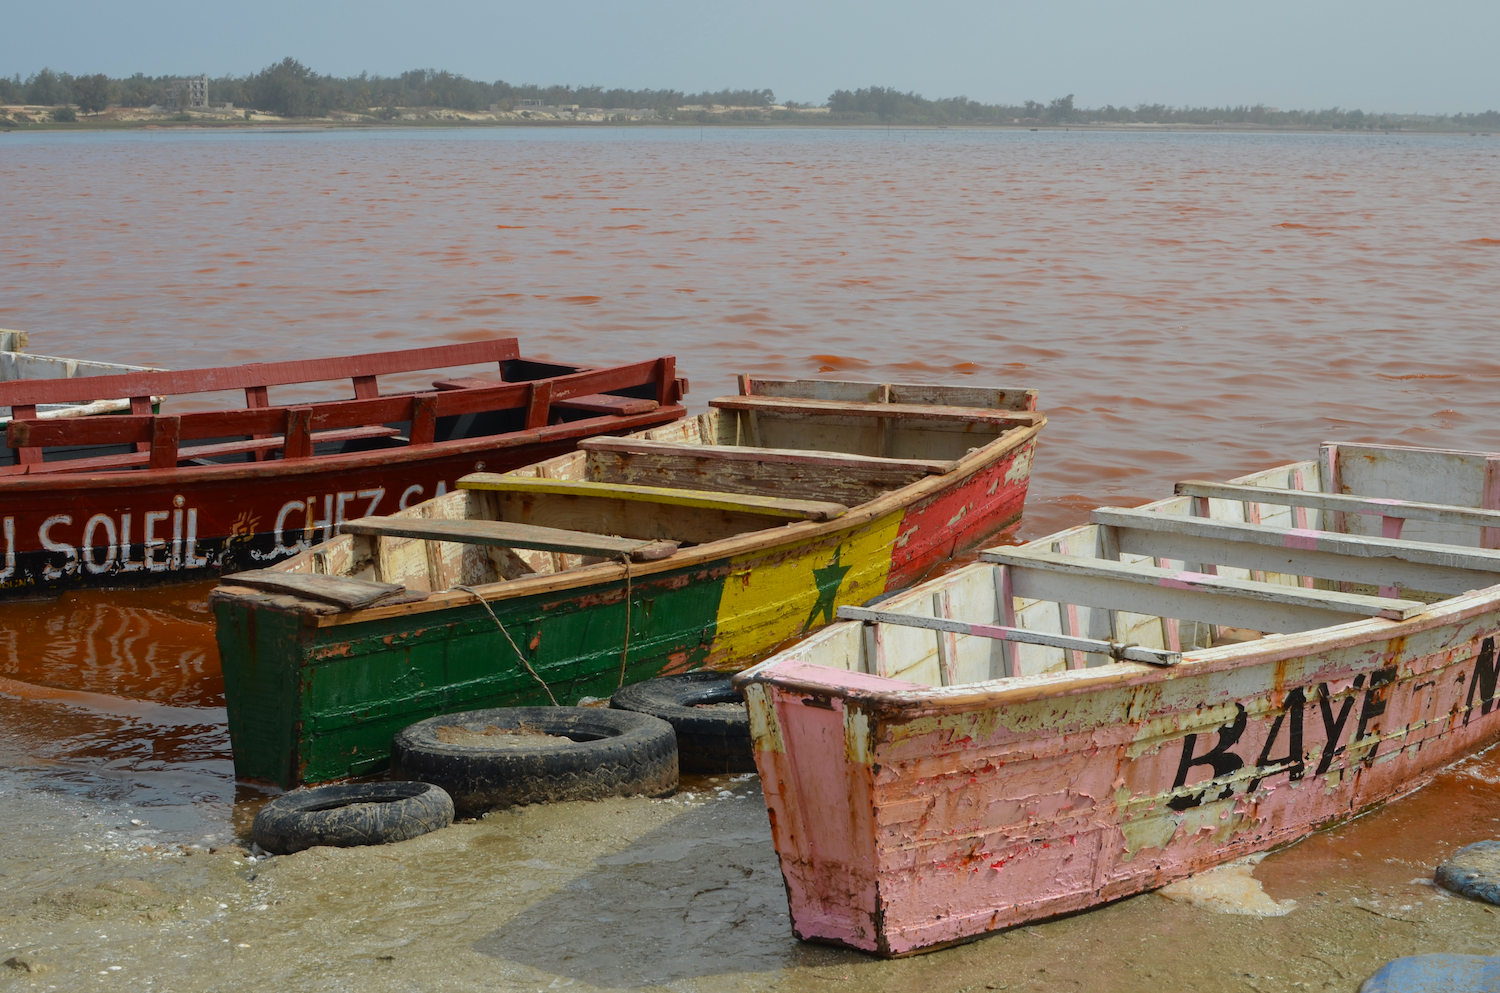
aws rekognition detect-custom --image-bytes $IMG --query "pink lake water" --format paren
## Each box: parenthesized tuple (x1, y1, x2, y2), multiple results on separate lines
(0, 126, 1498, 835)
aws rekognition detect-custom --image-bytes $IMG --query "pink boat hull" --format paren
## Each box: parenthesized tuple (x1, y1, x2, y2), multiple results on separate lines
(740, 594, 1500, 956)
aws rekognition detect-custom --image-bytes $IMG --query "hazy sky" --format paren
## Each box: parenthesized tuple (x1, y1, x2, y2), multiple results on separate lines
(10, 0, 1498, 113)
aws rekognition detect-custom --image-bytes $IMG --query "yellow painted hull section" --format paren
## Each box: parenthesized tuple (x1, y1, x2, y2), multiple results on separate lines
(707, 509, 905, 667)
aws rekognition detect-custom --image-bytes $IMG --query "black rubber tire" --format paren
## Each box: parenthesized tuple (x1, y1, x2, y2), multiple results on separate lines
(251, 781, 454, 856)
(390, 706, 679, 815)
(610, 672, 754, 774)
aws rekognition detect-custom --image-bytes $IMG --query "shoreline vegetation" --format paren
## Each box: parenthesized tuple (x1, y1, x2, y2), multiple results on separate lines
(2, 59, 1497, 134)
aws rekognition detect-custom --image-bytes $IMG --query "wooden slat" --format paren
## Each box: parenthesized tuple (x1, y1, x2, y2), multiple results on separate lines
(836, 605, 1181, 665)
(1176, 480, 1500, 530)
(552, 393, 660, 416)
(1094, 507, 1500, 595)
(580, 436, 950, 505)
(340, 517, 681, 562)
(456, 473, 849, 522)
(980, 548, 1428, 632)
(525, 380, 552, 429)
(0, 425, 402, 476)
(710, 395, 1042, 427)
(742, 378, 1039, 412)
(8, 414, 153, 449)
(579, 437, 956, 474)
(148, 415, 180, 470)
(0, 338, 521, 408)
(223, 570, 411, 609)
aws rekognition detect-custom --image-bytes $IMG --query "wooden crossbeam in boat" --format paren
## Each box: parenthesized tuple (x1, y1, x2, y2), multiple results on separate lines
(710, 394, 1043, 428)
(739, 378, 1039, 412)
(836, 605, 1181, 666)
(340, 517, 681, 563)
(456, 474, 849, 522)
(579, 436, 958, 474)
(1176, 480, 1500, 532)
(1093, 507, 1500, 596)
(550, 393, 661, 416)
(223, 570, 414, 609)
(980, 548, 1427, 634)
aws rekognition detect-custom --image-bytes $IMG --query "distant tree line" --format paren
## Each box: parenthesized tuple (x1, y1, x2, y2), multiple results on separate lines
(827, 86, 1500, 130)
(2, 62, 1497, 132)
(0, 61, 778, 118)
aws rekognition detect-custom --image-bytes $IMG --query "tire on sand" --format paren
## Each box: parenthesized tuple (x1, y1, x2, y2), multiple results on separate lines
(391, 706, 679, 815)
(251, 781, 454, 856)
(610, 671, 754, 774)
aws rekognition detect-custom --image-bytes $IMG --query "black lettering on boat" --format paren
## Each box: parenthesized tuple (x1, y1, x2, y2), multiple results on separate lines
(1169, 704, 1247, 811)
(1352, 666, 1398, 762)
(1464, 637, 1500, 725)
(1314, 674, 1365, 776)
(1248, 687, 1306, 792)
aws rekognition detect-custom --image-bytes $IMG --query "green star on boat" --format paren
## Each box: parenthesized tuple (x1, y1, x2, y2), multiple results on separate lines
(804, 546, 853, 631)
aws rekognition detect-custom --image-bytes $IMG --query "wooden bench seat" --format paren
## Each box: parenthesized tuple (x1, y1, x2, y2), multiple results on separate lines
(981, 546, 1427, 634)
(579, 436, 955, 505)
(458, 472, 848, 546)
(340, 516, 680, 563)
(222, 570, 417, 610)
(710, 394, 1043, 427)
(739, 377, 1038, 411)
(458, 473, 849, 522)
(550, 393, 660, 416)
(1092, 506, 1500, 596)
(1175, 480, 1500, 534)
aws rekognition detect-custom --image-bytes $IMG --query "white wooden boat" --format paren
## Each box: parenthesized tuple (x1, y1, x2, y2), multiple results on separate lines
(736, 442, 1500, 956)
(0, 329, 162, 429)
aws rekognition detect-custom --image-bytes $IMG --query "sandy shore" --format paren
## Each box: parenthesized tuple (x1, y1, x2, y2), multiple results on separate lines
(3, 759, 1500, 992)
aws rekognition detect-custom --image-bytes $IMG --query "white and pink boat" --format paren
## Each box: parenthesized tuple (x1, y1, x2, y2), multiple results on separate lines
(735, 442, 1500, 956)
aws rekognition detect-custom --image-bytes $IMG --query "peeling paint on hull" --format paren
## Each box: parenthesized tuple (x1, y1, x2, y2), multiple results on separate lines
(739, 585, 1500, 956)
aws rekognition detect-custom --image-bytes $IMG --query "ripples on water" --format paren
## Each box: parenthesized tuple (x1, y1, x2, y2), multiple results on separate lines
(1, 127, 1497, 832)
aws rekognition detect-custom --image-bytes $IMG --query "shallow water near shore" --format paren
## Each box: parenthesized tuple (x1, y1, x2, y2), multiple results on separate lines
(2, 126, 1499, 988)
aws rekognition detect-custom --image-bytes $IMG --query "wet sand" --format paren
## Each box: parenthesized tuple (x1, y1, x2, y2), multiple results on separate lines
(4, 754, 1500, 992)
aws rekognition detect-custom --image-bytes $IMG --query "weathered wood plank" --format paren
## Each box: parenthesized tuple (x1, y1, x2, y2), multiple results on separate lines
(582, 437, 955, 474)
(1093, 506, 1500, 595)
(741, 378, 1038, 412)
(551, 393, 661, 416)
(339, 517, 680, 562)
(836, 605, 1181, 665)
(980, 548, 1427, 632)
(1176, 480, 1500, 530)
(710, 394, 1043, 427)
(580, 436, 952, 504)
(457, 473, 849, 522)
(1, 424, 402, 476)
(223, 570, 412, 609)
(0, 338, 521, 407)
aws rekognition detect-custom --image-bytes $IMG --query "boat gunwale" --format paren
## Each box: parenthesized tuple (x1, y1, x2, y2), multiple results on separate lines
(211, 413, 1047, 628)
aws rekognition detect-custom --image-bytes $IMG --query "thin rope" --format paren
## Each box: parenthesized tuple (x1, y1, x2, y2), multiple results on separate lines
(617, 554, 632, 689)
(451, 584, 558, 706)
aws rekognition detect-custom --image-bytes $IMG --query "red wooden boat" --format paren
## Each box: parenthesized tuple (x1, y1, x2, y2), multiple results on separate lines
(0, 337, 684, 595)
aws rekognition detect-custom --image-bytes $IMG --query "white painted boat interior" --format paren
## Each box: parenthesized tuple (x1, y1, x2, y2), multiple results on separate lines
(782, 446, 1500, 689)
(0, 333, 162, 423)
(281, 379, 1040, 594)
